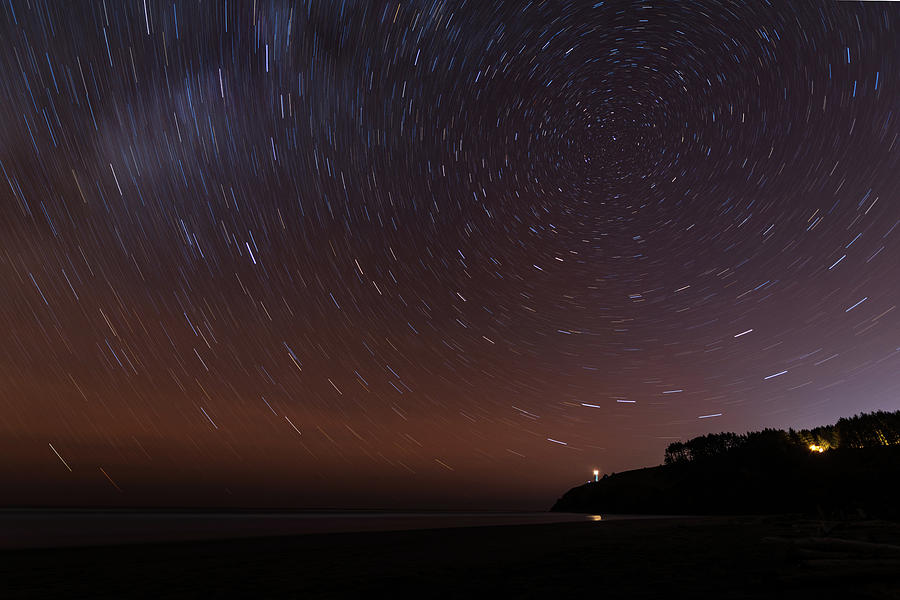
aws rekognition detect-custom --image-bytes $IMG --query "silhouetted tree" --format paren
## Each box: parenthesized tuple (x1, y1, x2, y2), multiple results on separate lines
(661, 409, 900, 464)
(664, 441, 688, 464)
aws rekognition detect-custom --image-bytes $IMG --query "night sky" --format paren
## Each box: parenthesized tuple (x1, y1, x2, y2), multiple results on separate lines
(1, 1, 898, 510)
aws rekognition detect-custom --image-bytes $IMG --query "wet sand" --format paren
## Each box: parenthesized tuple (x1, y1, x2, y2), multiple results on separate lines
(3, 515, 899, 598)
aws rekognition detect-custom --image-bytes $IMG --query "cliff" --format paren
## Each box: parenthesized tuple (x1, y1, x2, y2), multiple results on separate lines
(551, 445, 900, 519)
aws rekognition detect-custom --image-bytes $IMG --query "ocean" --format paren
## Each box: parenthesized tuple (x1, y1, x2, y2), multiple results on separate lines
(0, 509, 612, 549)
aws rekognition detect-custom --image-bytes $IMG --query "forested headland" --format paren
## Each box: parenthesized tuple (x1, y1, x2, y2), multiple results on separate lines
(552, 410, 900, 518)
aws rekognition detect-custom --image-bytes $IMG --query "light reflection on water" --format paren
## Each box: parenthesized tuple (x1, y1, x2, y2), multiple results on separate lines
(1, 510, 680, 549)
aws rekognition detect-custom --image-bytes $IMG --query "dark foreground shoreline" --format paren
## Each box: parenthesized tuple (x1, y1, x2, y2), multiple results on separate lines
(3, 516, 899, 599)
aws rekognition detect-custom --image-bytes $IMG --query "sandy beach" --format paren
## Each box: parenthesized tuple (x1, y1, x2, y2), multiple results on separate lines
(3, 515, 899, 598)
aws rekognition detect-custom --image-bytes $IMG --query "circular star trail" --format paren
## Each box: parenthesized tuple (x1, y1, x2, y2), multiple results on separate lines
(1, 1, 898, 509)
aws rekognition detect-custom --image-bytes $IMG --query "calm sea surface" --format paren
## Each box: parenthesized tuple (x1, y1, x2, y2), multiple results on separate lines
(0, 510, 636, 549)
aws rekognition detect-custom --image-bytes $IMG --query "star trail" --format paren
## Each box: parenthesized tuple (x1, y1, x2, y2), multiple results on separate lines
(1, 1, 898, 509)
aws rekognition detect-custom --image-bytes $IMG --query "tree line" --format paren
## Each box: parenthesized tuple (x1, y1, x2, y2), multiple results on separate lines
(664, 409, 900, 465)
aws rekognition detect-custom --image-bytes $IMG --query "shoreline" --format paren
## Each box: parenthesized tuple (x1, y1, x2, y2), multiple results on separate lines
(4, 516, 899, 598)
(0, 509, 711, 550)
